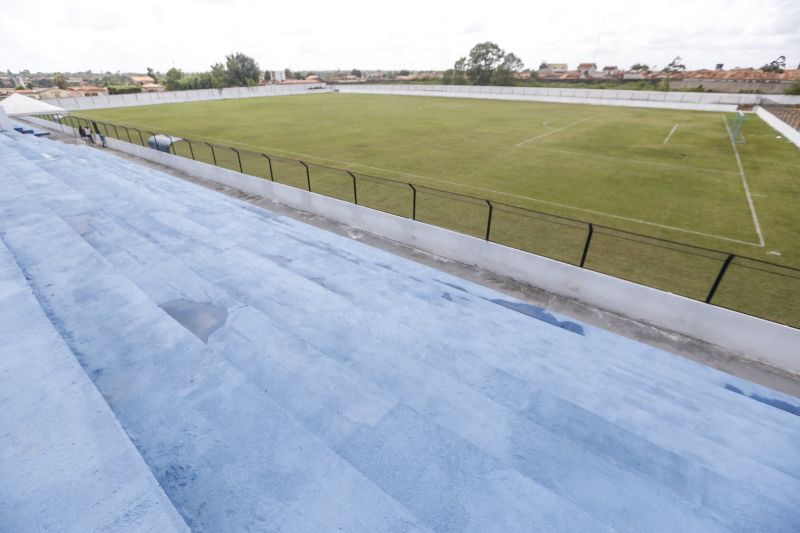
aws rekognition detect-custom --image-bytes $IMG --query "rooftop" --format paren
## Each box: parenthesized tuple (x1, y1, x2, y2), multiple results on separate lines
(1, 130, 799, 531)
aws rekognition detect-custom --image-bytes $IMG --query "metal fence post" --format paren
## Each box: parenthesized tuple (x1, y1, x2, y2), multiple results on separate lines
(705, 254, 735, 303)
(232, 148, 243, 172)
(166, 135, 176, 154)
(112, 124, 120, 140)
(206, 143, 217, 166)
(485, 200, 493, 241)
(410, 184, 417, 220)
(299, 161, 311, 191)
(124, 127, 132, 143)
(137, 129, 144, 146)
(186, 139, 195, 160)
(580, 223, 594, 267)
(347, 171, 358, 204)
(263, 154, 274, 180)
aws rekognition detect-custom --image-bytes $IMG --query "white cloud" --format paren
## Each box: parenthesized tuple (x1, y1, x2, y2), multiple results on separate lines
(0, 0, 797, 73)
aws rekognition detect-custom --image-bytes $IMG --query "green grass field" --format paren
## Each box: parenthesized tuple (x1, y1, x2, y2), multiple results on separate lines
(71, 93, 800, 326)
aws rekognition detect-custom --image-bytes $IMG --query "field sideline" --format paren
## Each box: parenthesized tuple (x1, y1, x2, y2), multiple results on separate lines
(74, 93, 800, 263)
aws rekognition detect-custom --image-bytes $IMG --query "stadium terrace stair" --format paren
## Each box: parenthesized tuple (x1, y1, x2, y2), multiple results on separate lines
(1, 131, 799, 532)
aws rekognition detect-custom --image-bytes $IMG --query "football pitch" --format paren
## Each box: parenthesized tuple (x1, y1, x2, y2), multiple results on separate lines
(72, 93, 800, 325)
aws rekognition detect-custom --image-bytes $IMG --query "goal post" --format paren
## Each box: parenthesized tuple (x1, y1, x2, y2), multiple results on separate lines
(730, 111, 746, 144)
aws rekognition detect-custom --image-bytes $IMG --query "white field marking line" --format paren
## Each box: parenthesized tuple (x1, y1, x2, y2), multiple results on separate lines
(514, 115, 601, 147)
(542, 120, 554, 129)
(662, 124, 679, 145)
(105, 122, 761, 246)
(723, 115, 765, 247)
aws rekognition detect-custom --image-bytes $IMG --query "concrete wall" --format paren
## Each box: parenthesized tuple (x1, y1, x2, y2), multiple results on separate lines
(755, 105, 800, 149)
(669, 79, 793, 95)
(338, 84, 800, 112)
(24, 114, 799, 374)
(41, 83, 329, 111)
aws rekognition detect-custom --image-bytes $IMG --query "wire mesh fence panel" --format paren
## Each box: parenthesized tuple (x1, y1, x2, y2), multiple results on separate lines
(271, 156, 310, 190)
(189, 142, 217, 167)
(126, 127, 147, 147)
(414, 186, 490, 239)
(239, 150, 272, 180)
(307, 163, 356, 202)
(584, 227, 729, 300)
(709, 258, 800, 329)
(170, 139, 194, 159)
(213, 146, 243, 173)
(489, 203, 588, 265)
(353, 173, 413, 218)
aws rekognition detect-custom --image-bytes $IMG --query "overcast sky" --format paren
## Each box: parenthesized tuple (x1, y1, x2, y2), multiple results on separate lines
(1, 0, 798, 73)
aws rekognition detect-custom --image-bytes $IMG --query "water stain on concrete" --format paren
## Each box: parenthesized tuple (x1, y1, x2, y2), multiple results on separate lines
(489, 299, 585, 336)
(160, 299, 228, 343)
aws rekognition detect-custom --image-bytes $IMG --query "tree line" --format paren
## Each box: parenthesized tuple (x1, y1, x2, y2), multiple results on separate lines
(442, 42, 524, 86)
(162, 52, 262, 91)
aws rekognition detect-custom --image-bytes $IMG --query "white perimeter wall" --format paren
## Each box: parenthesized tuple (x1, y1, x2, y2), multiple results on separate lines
(755, 105, 800, 149)
(41, 83, 329, 111)
(23, 114, 800, 374)
(39, 81, 800, 114)
(337, 84, 760, 112)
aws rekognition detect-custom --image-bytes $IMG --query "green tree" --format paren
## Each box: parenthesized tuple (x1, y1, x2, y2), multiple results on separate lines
(442, 57, 467, 85)
(53, 73, 67, 89)
(164, 67, 184, 91)
(146, 67, 158, 82)
(465, 42, 506, 85)
(661, 56, 686, 73)
(492, 52, 524, 85)
(448, 42, 524, 86)
(264, 70, 271, 81)
(630, 63, 649, 72)
(761, 55, 786, 73)
(398, 69, 410, 76)
(224, 52, 261, 86)
(350, 68, 362, 78)
(210, 63, 227, 89)
(284, 68, 293, 80)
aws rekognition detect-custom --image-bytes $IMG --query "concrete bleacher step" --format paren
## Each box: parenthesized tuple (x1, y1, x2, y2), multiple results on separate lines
(15, 134, 800, 438)
(10, 133, 791, 482)
(0, 144, 617, 532)
(60, 207, 800, 531)
(0, 233, 188, 533)
(6, 134, 800, 530)
(9, 135, 800, 446)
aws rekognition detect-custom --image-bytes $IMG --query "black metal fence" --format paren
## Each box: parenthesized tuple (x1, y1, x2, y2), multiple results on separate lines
(42, 114, 800, 329)
(761, 99, 800, 131)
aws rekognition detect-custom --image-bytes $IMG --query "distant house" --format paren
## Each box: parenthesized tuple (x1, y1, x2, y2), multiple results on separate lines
(68, 86, 108, 97)
(601, 66, 620, 78)
(622, 71, 647, 80)
(140, 83, 165, 93)
(576, 63, 597, 78)
(538, 63, 568, 75)
(131, 75, 155, 86)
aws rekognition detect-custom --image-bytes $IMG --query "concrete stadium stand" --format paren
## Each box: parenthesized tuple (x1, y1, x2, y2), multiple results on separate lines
(755, 105, 800, 149)
(25, 114, 800, 375)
